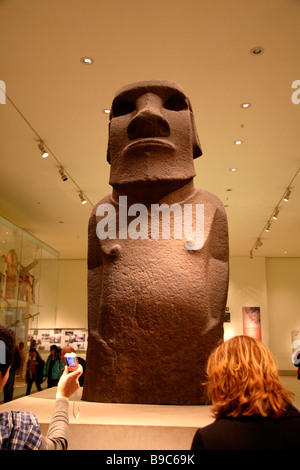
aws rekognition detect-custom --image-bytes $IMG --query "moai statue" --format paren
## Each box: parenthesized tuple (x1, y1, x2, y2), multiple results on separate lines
(83, 80, 229, 404)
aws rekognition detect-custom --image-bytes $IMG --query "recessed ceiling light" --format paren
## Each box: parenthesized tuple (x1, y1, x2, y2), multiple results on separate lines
(230, 168, 237, 172)
(81, 57, 94, 65)
(234, 140, 243, 145)
(103, 109, 110, 114)
(240, 103, 251, 108)
(250, 46, 264, 56)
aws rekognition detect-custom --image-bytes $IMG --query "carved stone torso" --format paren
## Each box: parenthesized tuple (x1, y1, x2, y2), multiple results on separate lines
(83, 187, 228, 404)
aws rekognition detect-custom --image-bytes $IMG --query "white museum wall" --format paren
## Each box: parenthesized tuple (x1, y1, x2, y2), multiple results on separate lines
(225, 256, 269, 345)
(56, 259, 88, 329)
(25, 259, 87, 365)
(54, 256, 300, 372)
(266, 257, 300, 372)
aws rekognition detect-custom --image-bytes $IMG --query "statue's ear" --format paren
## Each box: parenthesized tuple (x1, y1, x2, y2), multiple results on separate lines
(191, 114, 202, 159)
(188, 101, 202, 159)
(106, 121, 111, 164)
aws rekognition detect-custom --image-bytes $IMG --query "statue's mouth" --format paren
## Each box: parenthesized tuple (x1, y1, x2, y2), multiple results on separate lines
(122, 138, 175, 156)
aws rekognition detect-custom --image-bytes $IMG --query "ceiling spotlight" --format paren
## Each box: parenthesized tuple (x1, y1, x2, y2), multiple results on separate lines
(230, 168, 238, 172)
(59, 166, 68, 182)
(38, 140, 49, 158)
(240, 103, 251, 108)
(283, 189, 291, 202)
(265, 222, 271, 232)
(234, 140, 243, 145)
(255, 238, 263, 250)
(273, 208, 279, 220)
(103, 109, 110, 115)
(79, 191, 87, 205)
(81, 57, 94, 65)
(250, 46, 264, 56)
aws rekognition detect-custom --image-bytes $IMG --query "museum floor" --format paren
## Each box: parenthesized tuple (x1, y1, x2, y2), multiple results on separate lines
(0, 375, 299, 450)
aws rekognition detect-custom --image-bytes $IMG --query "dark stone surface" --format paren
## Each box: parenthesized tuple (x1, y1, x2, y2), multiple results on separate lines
(82, 80, 228, 404)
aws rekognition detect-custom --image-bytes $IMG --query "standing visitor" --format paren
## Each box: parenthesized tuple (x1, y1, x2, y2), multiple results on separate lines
(43, 345, 64, 388)
(26, 348, 43, 395)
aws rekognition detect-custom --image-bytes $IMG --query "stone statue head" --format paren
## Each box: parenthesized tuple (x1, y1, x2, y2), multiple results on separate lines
(107, 80, 202, 192)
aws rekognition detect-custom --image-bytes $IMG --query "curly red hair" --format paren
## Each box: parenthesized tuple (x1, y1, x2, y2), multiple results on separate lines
(206, 335, 293, 419)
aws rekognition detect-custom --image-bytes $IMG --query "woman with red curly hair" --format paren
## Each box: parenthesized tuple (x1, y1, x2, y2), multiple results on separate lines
(191, 335, 300, 450)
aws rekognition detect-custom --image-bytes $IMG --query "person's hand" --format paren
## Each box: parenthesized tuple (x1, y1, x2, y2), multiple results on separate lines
(56, 365, 83, 400)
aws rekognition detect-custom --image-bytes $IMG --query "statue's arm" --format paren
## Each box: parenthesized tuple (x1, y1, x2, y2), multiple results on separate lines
(206, 202, 229, 323)
(210, 204, 229, 263)
(87, 207, 103, 333)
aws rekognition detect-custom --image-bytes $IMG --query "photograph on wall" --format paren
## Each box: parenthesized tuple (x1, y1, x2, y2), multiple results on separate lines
(242, 307, 261, 340)
(28, 328, 88, 351)
(63, 330, 87, 351)
(224, 306, 231, 322)
(291, 330, 300, 366)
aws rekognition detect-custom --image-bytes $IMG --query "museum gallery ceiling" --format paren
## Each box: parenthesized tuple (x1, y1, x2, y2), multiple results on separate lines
(0, 0, 299, 259)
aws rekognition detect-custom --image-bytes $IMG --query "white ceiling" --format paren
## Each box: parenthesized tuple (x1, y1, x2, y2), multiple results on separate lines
(0, 0, 299, 259)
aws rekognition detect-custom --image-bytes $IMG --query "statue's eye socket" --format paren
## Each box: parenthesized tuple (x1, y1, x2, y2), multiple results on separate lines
(164, 93, 188, 111)
(111, 100, 135, 117)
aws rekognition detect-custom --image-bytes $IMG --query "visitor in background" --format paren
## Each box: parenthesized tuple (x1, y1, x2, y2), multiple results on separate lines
(293, 349, 300, 380)
(191, 335, 300, 450)
(43, 345, 64, 388)
(25, 348, 43, 395)
(0, 325, 82, 449)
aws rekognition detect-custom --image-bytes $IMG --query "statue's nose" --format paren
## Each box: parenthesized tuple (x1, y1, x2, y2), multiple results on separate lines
(127, 93, 170, 139)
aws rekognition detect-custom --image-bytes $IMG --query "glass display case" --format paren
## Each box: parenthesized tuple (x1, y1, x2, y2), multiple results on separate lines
(0, 215, 59, 354)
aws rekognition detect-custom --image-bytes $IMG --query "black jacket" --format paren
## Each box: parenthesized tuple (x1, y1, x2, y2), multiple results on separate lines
(191, 404, 300, 450)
